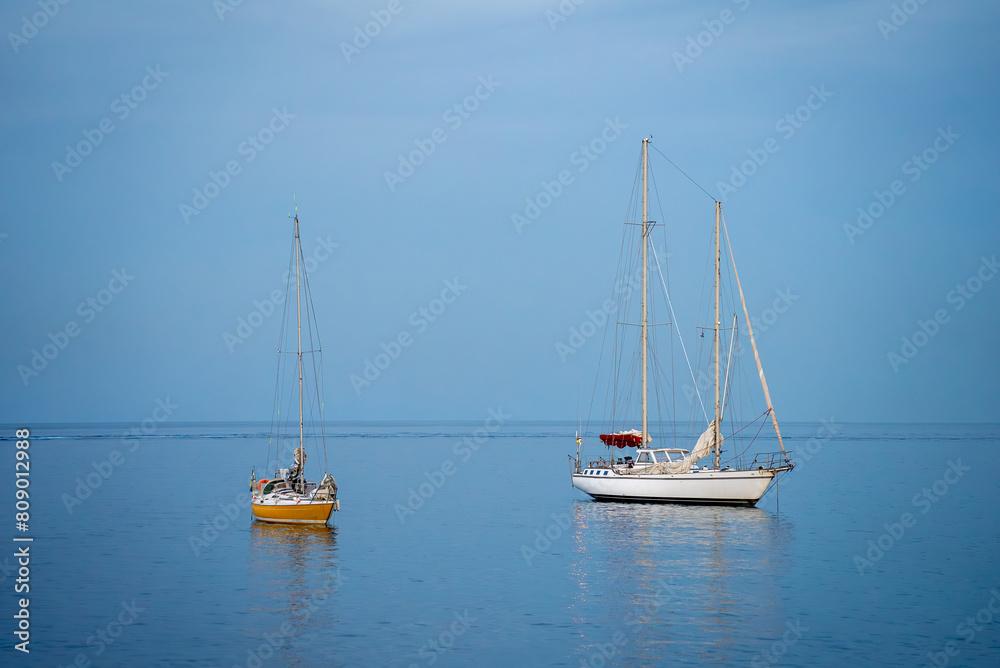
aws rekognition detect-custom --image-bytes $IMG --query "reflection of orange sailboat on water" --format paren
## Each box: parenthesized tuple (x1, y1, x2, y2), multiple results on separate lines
(250, 210, 339, 525)
(247, 522, 344, 652)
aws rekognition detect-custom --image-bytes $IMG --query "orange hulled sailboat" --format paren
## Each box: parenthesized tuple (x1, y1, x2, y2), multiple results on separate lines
(251, 208, 339, 525)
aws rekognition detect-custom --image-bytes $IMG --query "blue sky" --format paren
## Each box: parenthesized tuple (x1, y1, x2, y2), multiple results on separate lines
(1, 0, 998, 424)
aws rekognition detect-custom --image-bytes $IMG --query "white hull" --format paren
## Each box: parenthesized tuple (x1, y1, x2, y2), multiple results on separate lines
(571, 467, 775, 506)
(569, 142, 793, 506)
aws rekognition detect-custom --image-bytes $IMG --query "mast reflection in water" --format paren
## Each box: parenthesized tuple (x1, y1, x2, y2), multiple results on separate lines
(568, 502, 793, 665)
(246, 523, 343, 662)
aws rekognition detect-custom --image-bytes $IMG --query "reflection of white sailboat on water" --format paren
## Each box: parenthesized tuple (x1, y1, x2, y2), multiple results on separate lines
(567, 501, 794, 664)
(250, 211, 340, 524)
(571, 139, 794, 506)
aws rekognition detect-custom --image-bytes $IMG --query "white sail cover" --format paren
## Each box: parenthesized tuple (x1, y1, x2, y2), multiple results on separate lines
(644, 420, 720, 474)
(616, 429, 651, 442)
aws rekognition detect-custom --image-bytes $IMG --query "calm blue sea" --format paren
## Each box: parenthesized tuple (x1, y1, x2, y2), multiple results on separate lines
(2, 422, 999, 667)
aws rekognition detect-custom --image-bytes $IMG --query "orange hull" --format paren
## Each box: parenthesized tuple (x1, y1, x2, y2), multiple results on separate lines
(251, 500, 334, 524)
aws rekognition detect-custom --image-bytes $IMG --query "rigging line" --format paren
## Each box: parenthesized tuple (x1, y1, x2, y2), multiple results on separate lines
(649, 171, 681, 445)
(587, 149, 643, 445)
(279, 364, 297, 468)
(720, 314, 737, 423)
(267, 345, 282, 465)
(268, 233, 297, 465)
(721, 231, 760, 438)
(649, 342, 673, 436)
(650, 242, 709, 424)
(651, 303, 674, 435)
(648, 162, 677, 446)
(720, 210, 786, 455)
(725, 407, 771, 439)
(300, 242, 329, 470)
(670, 319, 677, 448)
(310, 262, 329, 465)
(722, 409, 770, 465)
(649, 143, 716, 202)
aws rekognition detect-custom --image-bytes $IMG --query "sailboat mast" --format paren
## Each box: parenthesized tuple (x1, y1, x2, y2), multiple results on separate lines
(295, 214, 304, 456)
(641, 138, 648, 447)
(713, 201, 721, 470)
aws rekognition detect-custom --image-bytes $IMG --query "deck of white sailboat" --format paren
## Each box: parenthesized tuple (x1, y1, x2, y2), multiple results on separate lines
(571, 461, 779, 506)
(577, 466, 768, 478)
(570, 446, 792, 506)
(575, 445, 793, 478)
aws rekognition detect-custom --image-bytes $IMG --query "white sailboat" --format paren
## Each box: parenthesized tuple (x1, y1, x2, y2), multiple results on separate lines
(571, 139, 794, 506)
(251, 210, 340, 524)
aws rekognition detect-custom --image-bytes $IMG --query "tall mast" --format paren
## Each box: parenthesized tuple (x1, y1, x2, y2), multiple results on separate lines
(713, 201, 721, 469)
(295, 214, 304, 456)
(641, 139, 648, 447)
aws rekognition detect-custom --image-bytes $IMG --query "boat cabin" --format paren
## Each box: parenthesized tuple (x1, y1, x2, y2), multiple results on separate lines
(629, 448, 697, 470)
(585, 447, 701, 473)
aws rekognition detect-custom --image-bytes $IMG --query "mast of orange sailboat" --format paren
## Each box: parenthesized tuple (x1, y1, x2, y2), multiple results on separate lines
(294, 212, 304, 490)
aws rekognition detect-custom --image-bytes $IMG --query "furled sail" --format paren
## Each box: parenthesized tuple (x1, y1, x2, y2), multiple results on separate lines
(315, 473, 338, 501)
(288, 446, 307, 484)
(645, 420, 720, 474)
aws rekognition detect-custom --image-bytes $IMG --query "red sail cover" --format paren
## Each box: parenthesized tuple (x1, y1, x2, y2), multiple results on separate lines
(599, 433, 642, 448)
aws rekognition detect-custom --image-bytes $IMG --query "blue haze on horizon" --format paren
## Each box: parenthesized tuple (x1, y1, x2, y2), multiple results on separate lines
(1, 0, 998, 425)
